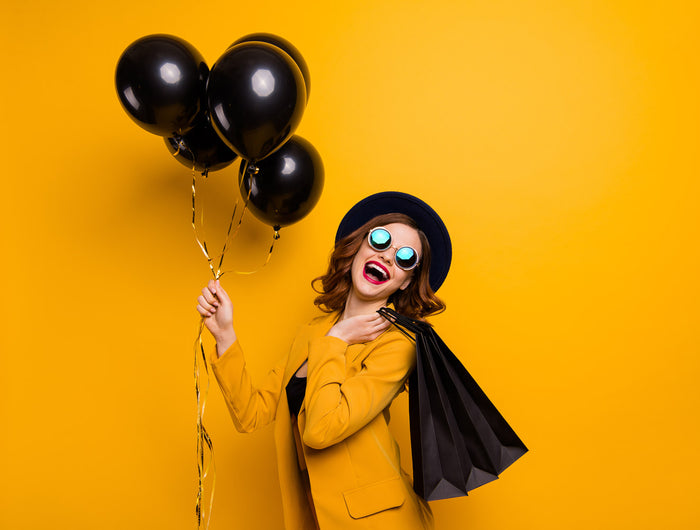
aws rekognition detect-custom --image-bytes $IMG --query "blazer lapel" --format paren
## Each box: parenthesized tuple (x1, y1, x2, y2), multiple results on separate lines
(283, 312, 339, 385)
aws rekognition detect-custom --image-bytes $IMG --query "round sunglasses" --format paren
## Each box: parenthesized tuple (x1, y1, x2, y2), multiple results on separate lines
(367, 227, 420, 271)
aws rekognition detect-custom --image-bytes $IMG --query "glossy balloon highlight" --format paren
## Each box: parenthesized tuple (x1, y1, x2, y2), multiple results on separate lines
(207, 42, 306, 162)
(231, 33, 311, 102)
(115, 34, 208, 137)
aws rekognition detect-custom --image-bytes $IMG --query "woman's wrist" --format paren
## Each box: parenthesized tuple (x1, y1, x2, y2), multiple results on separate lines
(326, 326, 347, 343)
(214, 329, 237, 357)
(326, 332, 347, 343)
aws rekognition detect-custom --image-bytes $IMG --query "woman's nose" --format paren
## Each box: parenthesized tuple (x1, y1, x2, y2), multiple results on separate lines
(377, 249, 394, 265)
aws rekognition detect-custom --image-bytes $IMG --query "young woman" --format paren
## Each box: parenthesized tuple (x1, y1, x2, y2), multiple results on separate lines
(196, 192, 451, 529)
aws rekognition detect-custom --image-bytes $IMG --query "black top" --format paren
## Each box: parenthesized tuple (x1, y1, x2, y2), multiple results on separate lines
(286, 375, 307, 416)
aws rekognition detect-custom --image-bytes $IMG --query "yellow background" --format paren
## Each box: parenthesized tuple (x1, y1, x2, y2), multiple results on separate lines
(2, 0, 699, 528)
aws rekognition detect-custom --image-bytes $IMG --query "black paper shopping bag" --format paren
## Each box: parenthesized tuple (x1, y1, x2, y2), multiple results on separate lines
(378, 307, 528, 501)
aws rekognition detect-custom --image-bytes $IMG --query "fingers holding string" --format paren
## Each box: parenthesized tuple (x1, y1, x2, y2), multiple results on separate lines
(196, 301, 214, 318)
(201, 284, 220, 308)
(213, 279, 232, 305)
(197, 288, 219, 315)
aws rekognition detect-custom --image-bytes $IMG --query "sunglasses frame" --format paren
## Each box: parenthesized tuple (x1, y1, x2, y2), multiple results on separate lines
(367, 227, 421, 271)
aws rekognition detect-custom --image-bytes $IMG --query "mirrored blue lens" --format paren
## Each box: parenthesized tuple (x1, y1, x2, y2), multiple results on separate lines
(396, 247, 418, 269)
(369, 228, 391, 250)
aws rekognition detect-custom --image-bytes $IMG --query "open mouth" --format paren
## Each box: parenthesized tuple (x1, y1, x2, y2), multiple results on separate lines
(363, 261, 390, 284)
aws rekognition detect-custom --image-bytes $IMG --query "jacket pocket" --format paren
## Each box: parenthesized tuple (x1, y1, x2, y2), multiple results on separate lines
(343, 476, 406, 519)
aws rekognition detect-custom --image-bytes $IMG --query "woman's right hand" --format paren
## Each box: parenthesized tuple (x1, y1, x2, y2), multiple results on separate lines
(196, 279, 237, 354)
(326, 313, 391, 345)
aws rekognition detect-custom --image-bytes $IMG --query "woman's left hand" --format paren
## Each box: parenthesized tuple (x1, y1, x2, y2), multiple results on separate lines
(326, 313, 391, 345)
(196, 279, 237, 353)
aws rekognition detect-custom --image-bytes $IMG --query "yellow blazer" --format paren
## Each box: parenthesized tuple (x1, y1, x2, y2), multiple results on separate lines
(211, 311, 434, 529)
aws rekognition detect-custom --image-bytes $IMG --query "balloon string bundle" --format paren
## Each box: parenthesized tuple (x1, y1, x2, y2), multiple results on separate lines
(116, 33, 322, 530)
(189, 163, 279, 530)
(190, 166, 280, 277)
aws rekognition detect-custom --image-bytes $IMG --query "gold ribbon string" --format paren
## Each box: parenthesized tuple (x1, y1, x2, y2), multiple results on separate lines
(188, 159, 279, 530)
(195, 318, 215, 530)
(189, 161, 229, 530)
(190, 163, 219, 530)
(191, 163, 279, 278)
(216, 164, 278, 277)
(190, 173, 241, 279)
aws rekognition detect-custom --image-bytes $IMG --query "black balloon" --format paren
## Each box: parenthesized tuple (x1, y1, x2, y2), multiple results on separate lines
(207, 42, 306, 162)
(164, 113, 238, 173)
(239, 136, 323, 228)
(230, 33, 311, 102)
(116, 34, 208, 137)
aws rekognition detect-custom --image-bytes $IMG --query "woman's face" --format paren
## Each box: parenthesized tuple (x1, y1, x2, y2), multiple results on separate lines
(349, 222, 422, 304)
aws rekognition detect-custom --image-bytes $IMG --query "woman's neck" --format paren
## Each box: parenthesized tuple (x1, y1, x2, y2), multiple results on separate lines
(341, 293, 389, 321)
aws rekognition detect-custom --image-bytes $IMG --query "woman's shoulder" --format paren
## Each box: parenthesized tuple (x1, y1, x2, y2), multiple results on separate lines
(305, 310, 339, 327)
(293, 310, 340, 339)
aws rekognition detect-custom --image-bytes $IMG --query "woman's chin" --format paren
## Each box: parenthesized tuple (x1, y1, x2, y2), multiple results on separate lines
(349, 284, 390, 306)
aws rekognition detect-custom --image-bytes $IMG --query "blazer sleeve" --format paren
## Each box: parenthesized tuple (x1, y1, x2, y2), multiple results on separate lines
(210, 338, 289, 433)
(302, 330, 415, 449)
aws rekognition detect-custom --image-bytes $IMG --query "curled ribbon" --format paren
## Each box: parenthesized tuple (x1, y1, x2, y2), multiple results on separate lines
(189, 160, 279, 530)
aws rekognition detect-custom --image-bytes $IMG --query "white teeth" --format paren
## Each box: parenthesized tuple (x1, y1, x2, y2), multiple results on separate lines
(366, 262, 388, 281)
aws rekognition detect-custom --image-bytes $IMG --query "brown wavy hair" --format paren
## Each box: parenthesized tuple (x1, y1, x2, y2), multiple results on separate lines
(312, 213, 446, 319)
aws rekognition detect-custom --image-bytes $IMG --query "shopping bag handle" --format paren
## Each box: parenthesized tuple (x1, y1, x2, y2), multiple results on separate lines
(377, 307, 430, 342)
